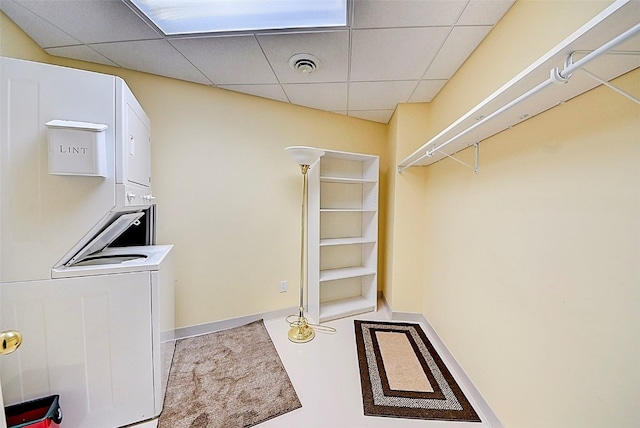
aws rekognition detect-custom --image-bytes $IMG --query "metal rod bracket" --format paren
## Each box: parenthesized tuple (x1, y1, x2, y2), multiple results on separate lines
(551, 67, 570, 84)
(579, 67, 640, 105)
(436, 143, 479, 174)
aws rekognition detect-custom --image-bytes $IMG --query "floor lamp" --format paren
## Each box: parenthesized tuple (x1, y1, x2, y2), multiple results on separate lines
(285, 146, 325, 343)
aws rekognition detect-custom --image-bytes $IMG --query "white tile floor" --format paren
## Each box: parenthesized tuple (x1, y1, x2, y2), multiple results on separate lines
(133, 302, 497, 428)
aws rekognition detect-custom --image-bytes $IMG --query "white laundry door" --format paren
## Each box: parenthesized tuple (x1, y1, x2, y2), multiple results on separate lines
(0, 283, 12, 428)
(0, 273, 156, 428)
(0, 379, 6, 428)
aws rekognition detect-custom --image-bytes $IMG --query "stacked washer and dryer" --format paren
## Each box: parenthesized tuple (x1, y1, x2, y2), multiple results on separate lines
(0, 57, 175, 428)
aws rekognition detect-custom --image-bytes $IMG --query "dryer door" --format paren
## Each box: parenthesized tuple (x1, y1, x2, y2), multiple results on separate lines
(125, 104, 151, 188)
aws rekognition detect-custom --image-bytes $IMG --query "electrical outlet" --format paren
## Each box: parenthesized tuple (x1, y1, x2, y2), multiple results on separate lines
(280, 280, 287, 293)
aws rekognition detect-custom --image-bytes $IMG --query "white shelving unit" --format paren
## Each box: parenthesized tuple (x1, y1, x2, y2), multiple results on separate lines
(397, 0, 640, 172)
(307, 149, 379, 323)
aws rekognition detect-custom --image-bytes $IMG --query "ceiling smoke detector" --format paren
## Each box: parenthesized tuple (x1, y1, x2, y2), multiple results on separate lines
(289, 54, 321, 75)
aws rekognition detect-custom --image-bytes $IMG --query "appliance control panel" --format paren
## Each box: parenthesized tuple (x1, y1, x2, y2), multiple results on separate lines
(118, 185, 154, 209)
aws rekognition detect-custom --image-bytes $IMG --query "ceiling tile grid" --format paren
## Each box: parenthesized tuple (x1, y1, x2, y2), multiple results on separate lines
(350, 27, 450, 81)
(283, 82, 348, 111)
(0, 0, 515, 124)
(90, 39, 212, 85)
(423, 25, 493, 79)
(45, 45, 119, 67)
(352, 0, 468, 28)
(348, 80, 418, 111)
(408, 80, 448, 103)
(0, 0, 81, 48)
(256, 30, 350, 84)
(217, 84, 289, 103)
(169, 35, 278, 85)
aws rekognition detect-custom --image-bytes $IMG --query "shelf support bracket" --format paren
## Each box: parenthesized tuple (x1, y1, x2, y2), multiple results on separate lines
(475, 143, 479, 174)
(579, 67, 640, 105)
(436, 143, 479, 174)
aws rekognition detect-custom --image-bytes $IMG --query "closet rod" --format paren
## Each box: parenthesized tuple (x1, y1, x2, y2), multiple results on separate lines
(562, 22, 640, 78)
(397, 22, 640, 173)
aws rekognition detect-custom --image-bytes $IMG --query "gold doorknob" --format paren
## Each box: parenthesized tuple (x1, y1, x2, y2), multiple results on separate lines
(0, 330, 22, 355)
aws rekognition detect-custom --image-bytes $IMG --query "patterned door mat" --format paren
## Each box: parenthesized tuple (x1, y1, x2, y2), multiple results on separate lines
(354, 320, 481, 422)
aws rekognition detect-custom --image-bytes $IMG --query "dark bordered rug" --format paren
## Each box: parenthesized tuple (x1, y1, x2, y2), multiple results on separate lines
(354, 320, 481, 422)
(159, 320, 301, 428)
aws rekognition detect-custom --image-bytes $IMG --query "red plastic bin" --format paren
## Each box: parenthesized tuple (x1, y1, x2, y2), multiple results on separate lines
(5, 395, 62, 428)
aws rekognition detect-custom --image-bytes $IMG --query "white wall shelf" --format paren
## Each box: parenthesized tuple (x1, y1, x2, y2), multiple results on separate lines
(397, 0, 640, 172)
(308, 149, 379, 323)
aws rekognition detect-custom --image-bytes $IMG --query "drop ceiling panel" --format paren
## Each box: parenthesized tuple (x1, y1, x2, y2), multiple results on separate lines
(349, 81, 417, 110)
(349, 110, 395, 124)
(217, 84, 289, 103)
(0, 0, 80, 48)
(283, 83, 348, 111)
(1, 0, 520, 123)
(90, 40, 211, 85)
(352, 0, 468, 28)
(17, 0, 161, 44)
(45, 45, 119, 67)
(169, 35, 277, 85)
(457, 0, 515, 26)
(257, 31, 349, 84)
(424, 25, 492, 79)
(350, 27, 450, 81)
(408, 80, 447, 102)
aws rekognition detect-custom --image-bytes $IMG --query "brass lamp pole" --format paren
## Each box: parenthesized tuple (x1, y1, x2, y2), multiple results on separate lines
(284, 146, 325, 343)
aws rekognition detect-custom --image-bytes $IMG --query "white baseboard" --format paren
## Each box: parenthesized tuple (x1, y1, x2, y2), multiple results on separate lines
(173, 305, 298, 340)
(391, 309, 504, 428)
(172, 294, 502, 428)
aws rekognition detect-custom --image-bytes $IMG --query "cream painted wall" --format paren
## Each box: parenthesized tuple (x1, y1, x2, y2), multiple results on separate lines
(383, 111, 398, 307)
(0, 12, 388, 328)
(3, 1, 640, 425)
(385, 104, 431, 313)
(386, 0, 640, 426)
(422, 69, 639, 428)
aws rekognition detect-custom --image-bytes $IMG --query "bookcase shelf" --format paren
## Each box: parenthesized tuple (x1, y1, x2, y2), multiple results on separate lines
(320, 176, 377, 184)
(319, 296, 377, 322)
(319, 266, 376, 282)
(319, 237, 377, 247)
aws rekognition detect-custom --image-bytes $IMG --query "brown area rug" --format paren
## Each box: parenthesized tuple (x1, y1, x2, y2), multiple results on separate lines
(354, 320, 481, 422)
(159, 320, 301, 428)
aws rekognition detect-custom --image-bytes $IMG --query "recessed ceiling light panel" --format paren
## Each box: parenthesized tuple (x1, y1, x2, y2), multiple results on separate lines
(129, 0, 348, 35)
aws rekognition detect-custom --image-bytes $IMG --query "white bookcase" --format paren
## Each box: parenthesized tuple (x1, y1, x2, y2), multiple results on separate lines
(307, 149, 379, 323)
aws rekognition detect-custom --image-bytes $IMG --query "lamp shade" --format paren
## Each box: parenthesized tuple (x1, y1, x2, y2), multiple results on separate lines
(285, 146, 325, 166)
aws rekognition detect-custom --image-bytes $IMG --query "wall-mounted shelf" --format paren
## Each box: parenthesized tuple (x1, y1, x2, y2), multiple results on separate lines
(397, 0, 640, 172)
